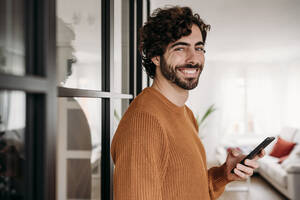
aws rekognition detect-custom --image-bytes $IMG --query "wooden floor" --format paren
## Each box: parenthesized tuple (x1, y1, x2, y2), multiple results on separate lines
(218, 174, 288, 200)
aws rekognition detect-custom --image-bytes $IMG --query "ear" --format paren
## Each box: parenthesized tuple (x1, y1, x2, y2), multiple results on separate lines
(151, 56, 160, 66)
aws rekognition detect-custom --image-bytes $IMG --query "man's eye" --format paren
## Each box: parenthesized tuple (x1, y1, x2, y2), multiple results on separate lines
(174, 47, 184, 51)
(196, 47, 206, 53)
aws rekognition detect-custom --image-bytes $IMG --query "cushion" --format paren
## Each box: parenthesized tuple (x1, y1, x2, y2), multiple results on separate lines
(281, 145, 300, 170)
(291, 145, 300, 156)
(270, 137, 296, 158)
(264, 163, 287, 187)
(278, 155, 289, 164)
(257, 155, 279, 172)
(259, 157, 287, 187)
(293, 130, 300, 144)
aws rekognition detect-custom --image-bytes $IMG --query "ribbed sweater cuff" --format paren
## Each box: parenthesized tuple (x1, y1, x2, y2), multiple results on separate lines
(209, 164, 230, 190)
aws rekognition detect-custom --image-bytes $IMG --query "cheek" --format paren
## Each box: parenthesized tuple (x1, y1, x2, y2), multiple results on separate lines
(165, 54, 185, 66)
(196, 54, 205, 64)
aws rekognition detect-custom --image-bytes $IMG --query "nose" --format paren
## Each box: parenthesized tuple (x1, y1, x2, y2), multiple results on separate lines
(186, 48, 200, 65)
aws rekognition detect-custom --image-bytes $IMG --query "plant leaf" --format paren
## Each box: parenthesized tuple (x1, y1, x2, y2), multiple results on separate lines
(198, 104, 216, 127)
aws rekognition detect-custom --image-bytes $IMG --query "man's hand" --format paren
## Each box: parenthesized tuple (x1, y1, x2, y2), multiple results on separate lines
(222, 148, 265, 182)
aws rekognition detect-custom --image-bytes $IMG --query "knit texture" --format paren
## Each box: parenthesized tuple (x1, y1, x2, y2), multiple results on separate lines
(111, 87, 229, 200)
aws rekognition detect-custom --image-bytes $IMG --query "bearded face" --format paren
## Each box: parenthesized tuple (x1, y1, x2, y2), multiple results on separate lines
(152, 25, 205, 90)
(160, 55, 203, 90)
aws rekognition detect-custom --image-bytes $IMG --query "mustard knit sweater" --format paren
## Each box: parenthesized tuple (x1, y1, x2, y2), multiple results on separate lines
(111, 87, 229, 200)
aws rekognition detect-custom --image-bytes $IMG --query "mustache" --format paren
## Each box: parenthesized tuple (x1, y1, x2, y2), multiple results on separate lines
(175, 63, 202, 70)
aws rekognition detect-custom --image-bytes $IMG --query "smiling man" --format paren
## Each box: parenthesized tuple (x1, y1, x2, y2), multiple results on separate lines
(111, 6, 264, 200)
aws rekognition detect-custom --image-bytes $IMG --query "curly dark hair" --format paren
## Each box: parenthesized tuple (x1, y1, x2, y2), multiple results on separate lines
(139, 6, 210, 78)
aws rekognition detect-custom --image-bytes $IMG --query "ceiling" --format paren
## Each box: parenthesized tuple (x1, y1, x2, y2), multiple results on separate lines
(151, 0, 300, 63)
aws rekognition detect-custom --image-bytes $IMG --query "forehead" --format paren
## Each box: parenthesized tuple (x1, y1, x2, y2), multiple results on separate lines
(169, 25, 203, 47)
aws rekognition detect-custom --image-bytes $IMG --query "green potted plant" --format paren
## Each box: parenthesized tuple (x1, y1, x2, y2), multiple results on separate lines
(195, 104, 216, 139)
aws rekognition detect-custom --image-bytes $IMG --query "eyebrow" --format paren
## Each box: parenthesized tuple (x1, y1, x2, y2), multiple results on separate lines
(170, 41, 204, 49)
(195, 41, 205, 46)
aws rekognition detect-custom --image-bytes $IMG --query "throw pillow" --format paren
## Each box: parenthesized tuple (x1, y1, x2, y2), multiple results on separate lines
(270, 136, 296, 158)
(281, 145, 300, 169)
(278, 155, 289, 164)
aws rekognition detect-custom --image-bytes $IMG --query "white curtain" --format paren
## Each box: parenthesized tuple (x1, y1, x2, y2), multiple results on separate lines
(188, 59, 300, 163)
(190, 60, 300, 139)
(0, 91, 25, 131)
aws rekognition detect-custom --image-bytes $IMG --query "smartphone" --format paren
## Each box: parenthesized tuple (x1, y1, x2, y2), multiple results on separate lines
(231, 136, 275, 173)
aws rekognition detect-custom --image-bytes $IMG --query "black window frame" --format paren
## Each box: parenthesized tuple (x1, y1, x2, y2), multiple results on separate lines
(56, 0, 150, 200)
(0, 0, 150, 199)
(0, 0, 57, 199)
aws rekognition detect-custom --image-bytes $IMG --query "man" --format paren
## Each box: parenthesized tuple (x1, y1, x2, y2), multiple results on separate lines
(111, 6, 264, 200)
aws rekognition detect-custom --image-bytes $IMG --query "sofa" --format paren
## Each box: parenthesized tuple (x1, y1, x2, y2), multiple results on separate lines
(216, 127, 300, 199)
(257, 127, 300, 200)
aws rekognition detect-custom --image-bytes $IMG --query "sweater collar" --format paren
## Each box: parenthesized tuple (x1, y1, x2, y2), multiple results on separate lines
(144, 87, 186, 114)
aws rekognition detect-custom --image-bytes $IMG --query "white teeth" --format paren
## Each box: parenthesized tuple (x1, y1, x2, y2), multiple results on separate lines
(182, 69, 197, 74)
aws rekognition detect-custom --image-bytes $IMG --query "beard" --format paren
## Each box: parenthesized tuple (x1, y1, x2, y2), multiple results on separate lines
(160, 56, 203, 90)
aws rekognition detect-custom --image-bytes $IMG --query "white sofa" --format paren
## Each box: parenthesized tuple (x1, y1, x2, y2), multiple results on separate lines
(257, 127, 300, 200)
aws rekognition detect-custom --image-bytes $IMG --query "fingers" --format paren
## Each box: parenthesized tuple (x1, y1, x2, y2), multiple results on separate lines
(231, 149, 240, 157)
(236, 163, 254, 176)
(259, 149, 266, 158)
(244, 159, 259, 169)
(233, 168, 249, 180)
(233, 163, 256, 180)
(230, 159, 258, 181)
(229, 148, 243, 158)
(228, 148, 265, 181)
(252, 149, 266, 161)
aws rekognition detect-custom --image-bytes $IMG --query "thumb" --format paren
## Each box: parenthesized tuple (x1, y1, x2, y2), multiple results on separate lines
(230, 148, 241, 157)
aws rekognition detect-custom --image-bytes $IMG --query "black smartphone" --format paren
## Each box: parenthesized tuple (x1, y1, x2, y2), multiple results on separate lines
(231, 136, 275, 173)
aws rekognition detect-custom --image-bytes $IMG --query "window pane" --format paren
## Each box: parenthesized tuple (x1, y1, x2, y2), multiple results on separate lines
(142, 69, 149, 89)
(56, 0, 101, 90)
(113, 99, 130, 133)
(0, 0, 25, 76)
(0, 90, 26, 199)
(57, 97, 101, 200)
(113, 0, 130, 93)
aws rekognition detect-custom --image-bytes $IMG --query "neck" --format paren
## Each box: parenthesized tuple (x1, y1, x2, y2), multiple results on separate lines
(151, 78, 188, 107)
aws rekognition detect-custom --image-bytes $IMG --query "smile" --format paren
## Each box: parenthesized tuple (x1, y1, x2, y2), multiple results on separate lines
(177, 68, 200, 78)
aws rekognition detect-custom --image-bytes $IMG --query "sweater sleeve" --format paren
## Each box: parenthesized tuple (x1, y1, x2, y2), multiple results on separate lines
(185, 106, 229, 199)
(111, 112, 169, 200)
(207, 164, 229, 199)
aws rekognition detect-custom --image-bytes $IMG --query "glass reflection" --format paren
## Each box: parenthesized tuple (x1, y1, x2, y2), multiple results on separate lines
(113, 0, 130, 93)
(57, 97, 101, 200)
(113, 99, 129, 133)
(0, 90, 26, 199)
(56, 0, 101, 90)
(0, 0, 25, 76)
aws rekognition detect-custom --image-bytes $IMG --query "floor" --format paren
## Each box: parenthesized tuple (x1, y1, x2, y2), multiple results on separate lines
(218, 174, 288, 200)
